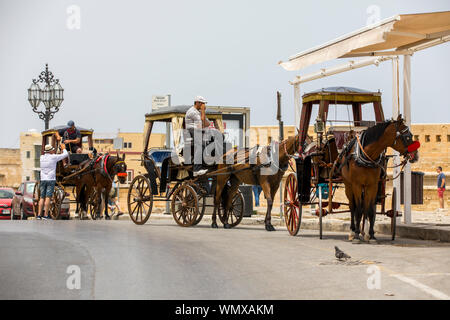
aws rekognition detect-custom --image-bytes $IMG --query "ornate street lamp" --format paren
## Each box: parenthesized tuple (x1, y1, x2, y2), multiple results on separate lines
(28, 64, 64, 130)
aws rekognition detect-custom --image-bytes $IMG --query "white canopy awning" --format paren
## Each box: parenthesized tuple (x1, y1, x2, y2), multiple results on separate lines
(279, 11, 450, 71)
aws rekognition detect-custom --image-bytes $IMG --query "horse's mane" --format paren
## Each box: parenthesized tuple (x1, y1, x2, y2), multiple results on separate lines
(362, 121, 393, 147)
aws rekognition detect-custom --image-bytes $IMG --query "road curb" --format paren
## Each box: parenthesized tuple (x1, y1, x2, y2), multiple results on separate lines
(115, 212, 450, 242)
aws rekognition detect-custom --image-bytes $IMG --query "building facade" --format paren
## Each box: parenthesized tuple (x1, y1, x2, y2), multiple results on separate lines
(0, 148, 22, 188)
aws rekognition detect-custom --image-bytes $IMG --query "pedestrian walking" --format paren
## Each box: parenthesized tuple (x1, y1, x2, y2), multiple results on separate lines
(108, 180, 123, 218)
(37, 143, 69, 220)
(436, 166, 446, 212)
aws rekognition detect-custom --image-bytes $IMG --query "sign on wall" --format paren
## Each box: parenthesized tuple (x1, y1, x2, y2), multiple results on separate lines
(152, 95, 171, 111)
(113, 137, 124, 150)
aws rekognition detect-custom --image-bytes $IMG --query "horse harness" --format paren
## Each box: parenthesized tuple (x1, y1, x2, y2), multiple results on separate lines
(337, 120, 413, 179)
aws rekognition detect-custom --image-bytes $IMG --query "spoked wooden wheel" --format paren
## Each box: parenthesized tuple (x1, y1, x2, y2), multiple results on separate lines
(284, 173, 302, 236)
(32, 182, 40, 217)
(88, 189, 100, 220)
(127, 175, 153, 225)
(193, 193, 206, 226)
(171, 184, 198, 227)
(218, 190, 244, 228)
(391, 187, 397, 241)
(49, 185, 64, 220)
(189, 182, 207, 226)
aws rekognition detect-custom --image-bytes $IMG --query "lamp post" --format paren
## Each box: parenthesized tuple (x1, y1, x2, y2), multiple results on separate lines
(28, 64, 64, 130)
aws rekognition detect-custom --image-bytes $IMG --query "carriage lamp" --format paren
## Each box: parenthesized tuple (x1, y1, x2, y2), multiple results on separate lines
(27, 64, 64, 130)
(314, 118, 325, 134)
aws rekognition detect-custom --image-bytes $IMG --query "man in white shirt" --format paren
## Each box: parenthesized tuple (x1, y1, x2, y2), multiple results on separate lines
(37, 143, 69, 220)
(185, 96, 210, 176)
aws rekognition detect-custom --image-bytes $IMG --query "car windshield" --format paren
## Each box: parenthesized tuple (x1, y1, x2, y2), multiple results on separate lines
(0, 189, 14, 199)
(25, 183, 35, 194)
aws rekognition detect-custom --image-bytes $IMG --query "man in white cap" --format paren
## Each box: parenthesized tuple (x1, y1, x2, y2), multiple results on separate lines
(37, 143, 69, 220)
(185, 96, 210, 176)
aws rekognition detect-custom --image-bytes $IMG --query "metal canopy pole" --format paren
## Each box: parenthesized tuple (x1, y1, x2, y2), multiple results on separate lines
(403, 55, 412, 224)
(165, 95, 171, 214)
(277, 91, 284, 218)
(294, 84, 300, 129)
(392, 57, 401, 221)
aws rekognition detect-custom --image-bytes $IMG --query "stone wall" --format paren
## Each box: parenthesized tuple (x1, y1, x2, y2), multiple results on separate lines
(0, 148, 22, 188)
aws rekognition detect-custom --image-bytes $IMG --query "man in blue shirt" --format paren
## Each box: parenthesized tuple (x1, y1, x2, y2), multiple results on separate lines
(437, 166, 446, 212)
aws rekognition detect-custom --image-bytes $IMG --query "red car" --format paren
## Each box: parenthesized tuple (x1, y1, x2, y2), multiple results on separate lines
(0, 188, 14, 220)
(12, 181, 70, 220)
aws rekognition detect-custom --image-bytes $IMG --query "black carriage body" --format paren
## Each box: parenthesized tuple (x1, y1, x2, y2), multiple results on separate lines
(295, 156, 312, 203)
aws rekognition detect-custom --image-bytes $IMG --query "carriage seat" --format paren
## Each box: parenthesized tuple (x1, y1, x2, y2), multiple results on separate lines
(327, 126, 367, 151)
(68, 153, 90, 165)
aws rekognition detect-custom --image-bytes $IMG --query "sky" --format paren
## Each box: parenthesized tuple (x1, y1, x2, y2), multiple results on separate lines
(0, 0, 449, 148)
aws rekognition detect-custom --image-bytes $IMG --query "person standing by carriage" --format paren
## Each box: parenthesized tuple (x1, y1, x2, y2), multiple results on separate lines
(436, 166, 446, 212)
(185, 96, 211, 177)
(37, 143, 69, 220)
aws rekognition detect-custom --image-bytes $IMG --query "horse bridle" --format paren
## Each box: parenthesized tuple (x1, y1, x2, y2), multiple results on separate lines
(112, 160, 127, 179)
(393, 120, 414, 157)
(282, 136, 300, 159)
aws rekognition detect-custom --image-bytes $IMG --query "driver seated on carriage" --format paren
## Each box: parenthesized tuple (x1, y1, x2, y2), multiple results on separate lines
(184, 96, 212, 177)
(56, 120, 82, 154)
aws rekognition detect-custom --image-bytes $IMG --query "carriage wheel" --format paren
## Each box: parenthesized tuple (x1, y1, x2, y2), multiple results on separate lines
(49, 185, 64, 220)
(32, 181, 40, 217)
(391, 187, 397, 241)
(283, 173, 302, 236)
(127, 175, 153, 225)
(189, 182, 208, 226)
(192, 193, 206, 226)
(171, 184, 198, 227)
(88, 188, 100, 220)
(218, 190, 244, 228)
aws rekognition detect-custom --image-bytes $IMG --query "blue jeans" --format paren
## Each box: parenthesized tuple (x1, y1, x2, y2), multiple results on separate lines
(252, 185, 262, 207)
(40, 180, 56, 198)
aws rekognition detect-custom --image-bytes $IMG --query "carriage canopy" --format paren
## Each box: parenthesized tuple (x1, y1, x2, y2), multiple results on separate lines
(298, 86, 384, 147)
(40, 125, 94, 155)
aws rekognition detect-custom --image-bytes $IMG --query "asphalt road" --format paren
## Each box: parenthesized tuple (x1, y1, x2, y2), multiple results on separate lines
(0, 219, 449, 300)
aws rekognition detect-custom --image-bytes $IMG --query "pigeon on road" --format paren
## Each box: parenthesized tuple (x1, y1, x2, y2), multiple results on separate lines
(335, 246, 351, 261)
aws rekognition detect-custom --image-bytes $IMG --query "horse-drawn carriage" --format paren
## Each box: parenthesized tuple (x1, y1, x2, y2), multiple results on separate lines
(32, 125, 94, 219)
(127, 106, 244, 227)
(32, 125, 128, 220)
(283, 87, 419, 241)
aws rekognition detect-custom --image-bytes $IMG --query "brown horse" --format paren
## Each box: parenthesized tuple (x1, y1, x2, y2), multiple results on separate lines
(339, 115, 419, 242)
(212, 134, 299, 231)
(77, 152, 127, 219)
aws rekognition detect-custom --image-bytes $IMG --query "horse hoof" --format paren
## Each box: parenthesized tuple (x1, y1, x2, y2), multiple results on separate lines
(348, 232, 355, 241)
(224, 223, 232, 229)
(211, 222, 218, 229)
(265, 224, 276, 232)
(369, 236, 377, 244)
(352, 235, 362, 244)
(105, 215, 111, 220)
(363, 234, 370, 242)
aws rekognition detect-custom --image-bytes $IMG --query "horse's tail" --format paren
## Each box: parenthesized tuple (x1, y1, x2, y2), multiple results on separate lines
(361, 188, 368, 221)
(79, 184, 87, 211)
(221, 181, 229, 210)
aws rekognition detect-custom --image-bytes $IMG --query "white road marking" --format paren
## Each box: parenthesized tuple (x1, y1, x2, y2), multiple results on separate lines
(391, 274, 450, 300)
